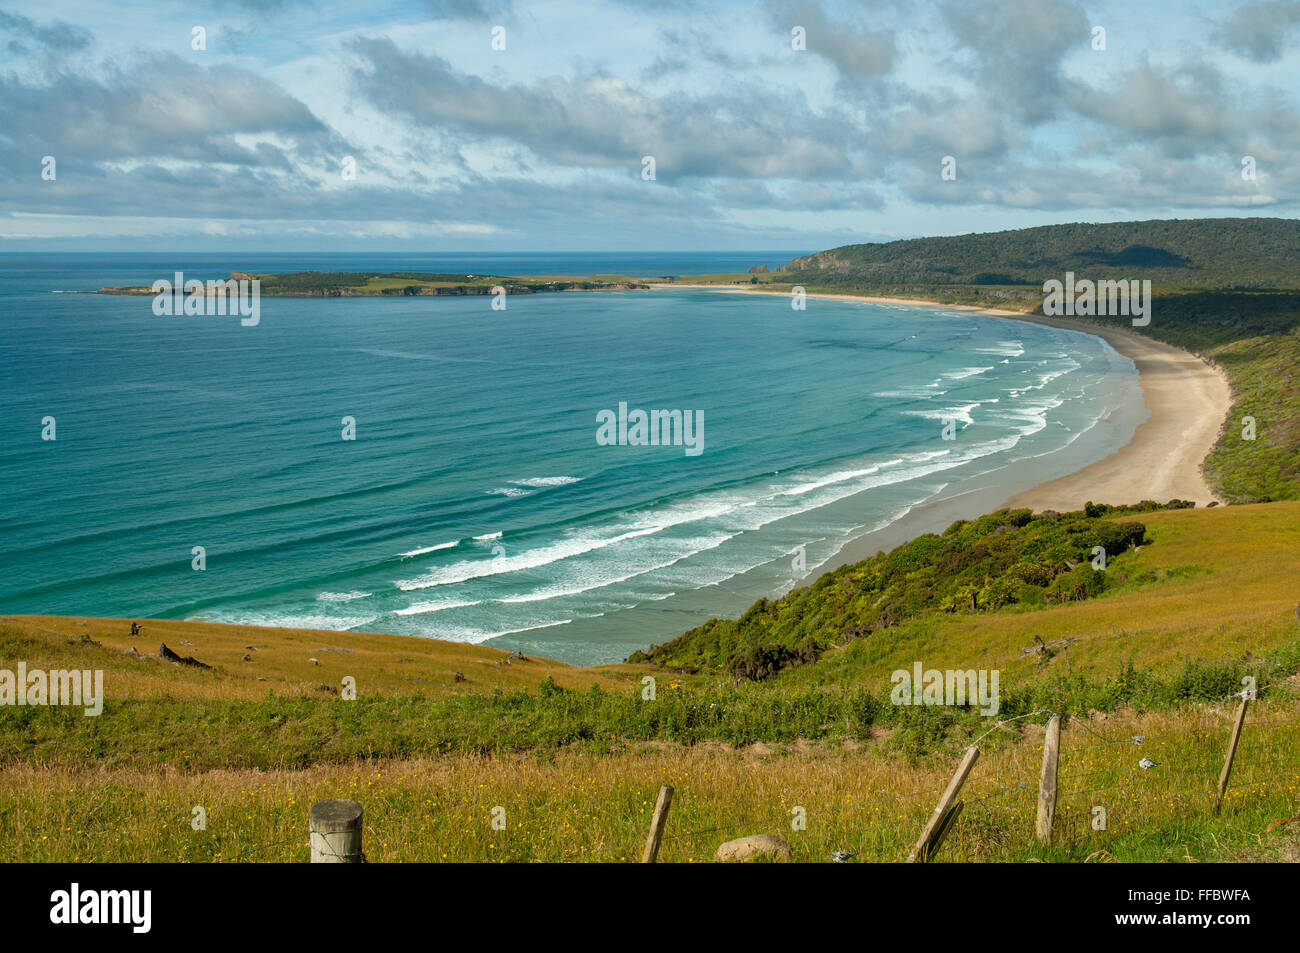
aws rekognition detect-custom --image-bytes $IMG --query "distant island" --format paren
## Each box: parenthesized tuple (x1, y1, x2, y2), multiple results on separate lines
(96, 271, 655, 297)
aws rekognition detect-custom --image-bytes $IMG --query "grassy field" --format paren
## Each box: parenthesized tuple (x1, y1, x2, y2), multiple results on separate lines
(3, 504, 1299, 861)
(4, 706, 1297, 863)
(0, 613, 636, 703)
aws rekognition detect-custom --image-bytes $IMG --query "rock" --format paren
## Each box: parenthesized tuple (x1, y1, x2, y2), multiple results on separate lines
(159, 643, 211, 669)
(714, 834, 792, 863)
(508, 650, 527, 661)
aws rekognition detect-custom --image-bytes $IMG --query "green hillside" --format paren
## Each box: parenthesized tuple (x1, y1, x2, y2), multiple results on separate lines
(781, 218, 1300, 289)
(630, 501, 1300, 692)
(630, 503, 1173, 675)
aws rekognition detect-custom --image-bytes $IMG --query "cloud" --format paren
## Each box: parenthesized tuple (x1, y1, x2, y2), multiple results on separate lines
(713, 180, 883, 211)
(0, 54, 343, 167)
(0, 8, 92, 55)
(944, 0, 1087, 123)
(1219, 0, 1300, 62)
(348, 36, 859, 180)
(1, 0, 1298, 248)
(1063, 58, 1300, 161)
(778, 1, 895, 79)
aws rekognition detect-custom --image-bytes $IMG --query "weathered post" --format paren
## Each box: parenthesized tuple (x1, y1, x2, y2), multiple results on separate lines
(1036, 715, 1062, 845)
(1213, 696, 1250, 816)
(642, 785, 674, 863)
(926, 801, 965, 860)
(310, 799, 364, 863)
(908, 745, 979, 862)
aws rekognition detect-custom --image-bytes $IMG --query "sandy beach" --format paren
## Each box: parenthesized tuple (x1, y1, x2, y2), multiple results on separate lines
(998, 314, 1231, 511)
(649, 284, 1234, 574)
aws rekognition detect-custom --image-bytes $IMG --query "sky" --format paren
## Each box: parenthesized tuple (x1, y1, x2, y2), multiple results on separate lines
(1, 0, 1298, 251)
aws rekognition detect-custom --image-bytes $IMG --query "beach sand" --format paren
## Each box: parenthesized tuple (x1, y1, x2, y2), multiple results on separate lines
(648, 284, 1233, 575)
(998, 314, 1231, 512)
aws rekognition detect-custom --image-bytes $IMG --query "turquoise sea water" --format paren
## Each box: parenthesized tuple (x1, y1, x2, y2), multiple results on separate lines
(0, 253, 1142, 664)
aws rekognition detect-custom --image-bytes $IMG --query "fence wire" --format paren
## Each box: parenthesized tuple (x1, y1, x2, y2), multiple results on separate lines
(188, 697, 1298, 862)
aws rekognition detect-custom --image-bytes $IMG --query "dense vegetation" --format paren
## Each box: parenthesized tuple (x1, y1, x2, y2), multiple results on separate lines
(780, 218, 1300, 289)
(629, 503, 1191, 675)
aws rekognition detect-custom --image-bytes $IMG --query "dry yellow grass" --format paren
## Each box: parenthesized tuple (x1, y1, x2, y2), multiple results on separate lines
(0, 613, 641, 701)
(4, 703, 1296, 862)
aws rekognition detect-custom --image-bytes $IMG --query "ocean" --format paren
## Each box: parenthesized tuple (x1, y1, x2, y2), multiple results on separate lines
(0, 252, 1144, 665)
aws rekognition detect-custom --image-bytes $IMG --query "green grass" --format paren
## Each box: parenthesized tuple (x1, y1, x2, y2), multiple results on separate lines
(4, 705, 1296, 862)
(5, 633, 1298, 772)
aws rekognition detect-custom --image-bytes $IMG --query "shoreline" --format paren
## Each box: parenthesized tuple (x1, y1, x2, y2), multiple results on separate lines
(646, 284, 1233, 583)
(28, 282, 1235, 666)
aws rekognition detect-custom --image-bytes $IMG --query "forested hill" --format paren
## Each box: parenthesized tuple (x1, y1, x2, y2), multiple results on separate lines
(783, 218, 1300, 289)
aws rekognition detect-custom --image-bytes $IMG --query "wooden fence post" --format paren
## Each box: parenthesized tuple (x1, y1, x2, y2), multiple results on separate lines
(1036, 715, 1062, 845)
(927, 801, 964, 860)
(908, 745, 979, 862)
(310, 799, 364, 863)
(1213, 696, 1250, 816)
(641, 785, 674, 863)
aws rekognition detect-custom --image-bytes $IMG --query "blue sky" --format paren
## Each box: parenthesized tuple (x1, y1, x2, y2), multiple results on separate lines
(2, 0, 1298, 251)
